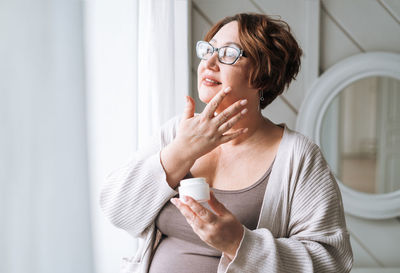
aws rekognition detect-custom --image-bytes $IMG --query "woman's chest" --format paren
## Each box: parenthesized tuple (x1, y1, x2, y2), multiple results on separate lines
(190, 149, 275, 190)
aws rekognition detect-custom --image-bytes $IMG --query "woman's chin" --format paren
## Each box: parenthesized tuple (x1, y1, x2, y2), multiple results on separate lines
(198, 87, 220, 104)
(199, 95, 211, 104)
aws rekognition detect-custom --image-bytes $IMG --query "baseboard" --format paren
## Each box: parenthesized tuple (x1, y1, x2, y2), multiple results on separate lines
(352, 268, 400, 273)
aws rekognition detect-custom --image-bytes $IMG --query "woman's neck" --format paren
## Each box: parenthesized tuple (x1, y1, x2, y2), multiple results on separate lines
(220, 108, 282, 150)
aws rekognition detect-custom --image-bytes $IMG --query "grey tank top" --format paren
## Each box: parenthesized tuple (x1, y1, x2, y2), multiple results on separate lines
(149, 161, 273, 273)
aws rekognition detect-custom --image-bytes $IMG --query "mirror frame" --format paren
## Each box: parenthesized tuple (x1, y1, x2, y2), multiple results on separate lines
(296, 52, 400, 219)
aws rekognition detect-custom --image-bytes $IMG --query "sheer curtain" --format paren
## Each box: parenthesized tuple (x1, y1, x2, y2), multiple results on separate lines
(0, 0, 93, 273)
(137, 0, 189, 146)
(85, 0, 189, 272)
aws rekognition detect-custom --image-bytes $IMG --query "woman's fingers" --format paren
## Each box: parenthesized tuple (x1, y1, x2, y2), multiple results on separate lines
(220, 128, 248, 143)
(201, 87, 247, 136)
(171, 196, 217, 226)
(176, 86, 248, 160)
(214, 98, 247, 127)
(202, 86, 231, 119)
(171, 198, 199, 226)
(216, 109, 248, 135)
(182, 196, 217, 223)
(183, 96, 195, 119)
(172, 194, 243, 256)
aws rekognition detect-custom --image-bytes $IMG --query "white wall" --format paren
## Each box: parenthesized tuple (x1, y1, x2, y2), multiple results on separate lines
(190, 0, 400, 270)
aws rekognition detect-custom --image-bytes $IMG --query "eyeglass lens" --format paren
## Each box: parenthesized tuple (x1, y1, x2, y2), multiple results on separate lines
(196, 41, 240, 64)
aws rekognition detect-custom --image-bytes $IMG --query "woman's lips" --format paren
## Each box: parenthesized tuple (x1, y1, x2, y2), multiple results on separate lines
(202, 77, 222, 86)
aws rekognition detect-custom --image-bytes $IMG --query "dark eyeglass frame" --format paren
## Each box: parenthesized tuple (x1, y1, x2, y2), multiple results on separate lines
(196, 40, 247, 65)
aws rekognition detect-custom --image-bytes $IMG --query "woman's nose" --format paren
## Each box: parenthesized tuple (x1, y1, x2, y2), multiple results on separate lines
(204, 52, 219, 70)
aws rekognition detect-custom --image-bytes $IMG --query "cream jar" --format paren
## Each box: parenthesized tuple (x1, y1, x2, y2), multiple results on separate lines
(178, 177, 210, 203)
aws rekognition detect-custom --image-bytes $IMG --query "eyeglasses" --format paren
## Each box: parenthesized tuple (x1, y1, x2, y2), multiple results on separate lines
(196, 40, 247, 65)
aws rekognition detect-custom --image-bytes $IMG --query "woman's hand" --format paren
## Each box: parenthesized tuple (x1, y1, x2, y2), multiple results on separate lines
(175, 86, 248, 160)
(170, 191, 244, 260)
(159, 86, 247, 188)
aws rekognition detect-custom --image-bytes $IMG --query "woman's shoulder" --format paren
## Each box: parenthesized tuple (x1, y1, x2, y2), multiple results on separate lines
(277, 125, 332, 175)
(279, 125, 336, 187)
(280, 124, 321, 155)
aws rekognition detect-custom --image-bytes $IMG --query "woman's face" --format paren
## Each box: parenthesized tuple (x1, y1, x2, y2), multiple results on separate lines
(197, 21, 257, 110)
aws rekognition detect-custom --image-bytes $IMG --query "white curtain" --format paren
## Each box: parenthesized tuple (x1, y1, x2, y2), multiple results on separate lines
(85, 0, 189, 272)
(0, 0, 93, 273)
(137, 0, 189, 146)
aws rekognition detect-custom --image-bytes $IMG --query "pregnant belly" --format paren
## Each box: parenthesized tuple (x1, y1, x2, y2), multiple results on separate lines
(149, 237, 221, 273)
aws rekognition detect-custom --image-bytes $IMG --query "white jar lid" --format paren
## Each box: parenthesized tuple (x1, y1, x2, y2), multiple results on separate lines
(180, 177, 206, 186)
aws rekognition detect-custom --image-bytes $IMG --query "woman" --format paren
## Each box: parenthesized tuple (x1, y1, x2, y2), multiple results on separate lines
(100, 13, 353, 273)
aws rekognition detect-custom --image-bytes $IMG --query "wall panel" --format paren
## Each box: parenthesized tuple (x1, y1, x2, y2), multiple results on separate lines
(349, 235, 381, 268)
(320, 8, 361, 71)
(346, 215, 400, 267)
(382, 0, 400, 20)
(322, 0, 400, 53)
(193, 0, 259, 22)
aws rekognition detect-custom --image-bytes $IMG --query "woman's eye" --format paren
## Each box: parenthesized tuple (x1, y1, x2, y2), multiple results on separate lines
(198, 44, 212, 56)
(225, 48, 237, 57)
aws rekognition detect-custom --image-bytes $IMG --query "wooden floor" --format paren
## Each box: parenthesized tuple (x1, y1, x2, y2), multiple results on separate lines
(341, 157, 377, 194)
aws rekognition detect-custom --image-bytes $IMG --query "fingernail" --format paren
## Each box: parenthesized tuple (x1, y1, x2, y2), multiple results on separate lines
(170, 198, 177, 205)
(243, 128, 249, 133)
(240, 99, 248, 105)
(183, 196, 190, 202)
(241, 108, 248, 115)
(224, 87, 231, 93)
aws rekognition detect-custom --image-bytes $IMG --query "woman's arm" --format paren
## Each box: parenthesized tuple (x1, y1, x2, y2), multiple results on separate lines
(219, 224, 352, 273)
(99, 116, 181, 237)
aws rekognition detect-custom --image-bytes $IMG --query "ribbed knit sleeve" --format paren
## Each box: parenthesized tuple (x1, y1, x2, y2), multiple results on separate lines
(218, 135, 353, 273)
(99, 116, 181, 237)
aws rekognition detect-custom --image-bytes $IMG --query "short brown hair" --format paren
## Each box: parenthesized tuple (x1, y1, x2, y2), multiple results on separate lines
(204, 13, 302, 109)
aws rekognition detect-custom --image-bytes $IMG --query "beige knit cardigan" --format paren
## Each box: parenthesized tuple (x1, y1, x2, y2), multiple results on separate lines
(100, 115, 353, 273)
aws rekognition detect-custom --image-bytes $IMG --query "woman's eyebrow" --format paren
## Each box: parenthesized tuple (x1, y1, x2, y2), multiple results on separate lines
(210, 38, 241, 48)
(226, 42, 241, 48)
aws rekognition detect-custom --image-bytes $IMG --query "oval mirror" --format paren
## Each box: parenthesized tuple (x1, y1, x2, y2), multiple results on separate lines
(296, 52, 400, 219)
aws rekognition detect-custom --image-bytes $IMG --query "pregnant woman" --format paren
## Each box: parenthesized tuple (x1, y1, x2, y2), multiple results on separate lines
(100, 13, 353, 273)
